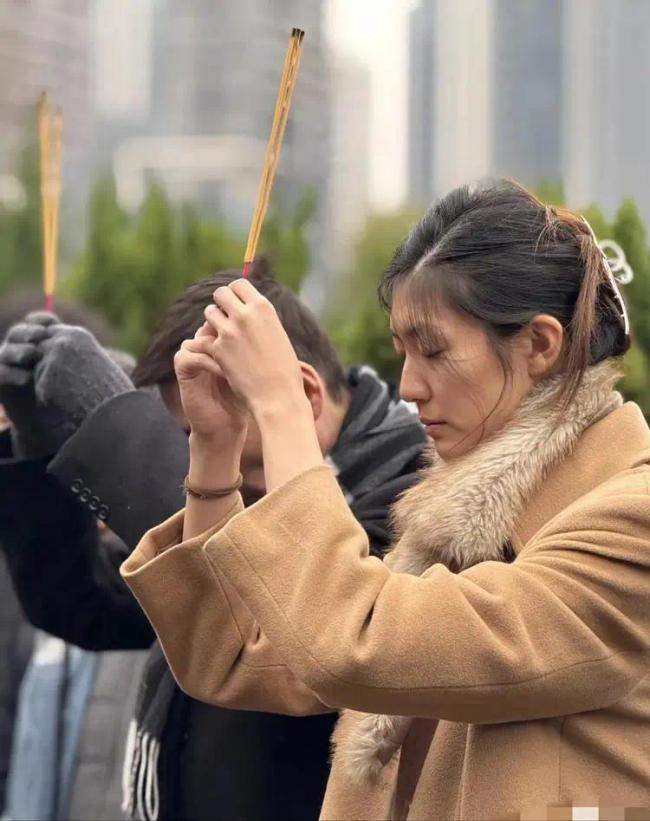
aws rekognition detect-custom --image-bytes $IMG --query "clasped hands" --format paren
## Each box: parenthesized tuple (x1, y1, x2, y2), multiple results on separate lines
(174, 278, 308, 446)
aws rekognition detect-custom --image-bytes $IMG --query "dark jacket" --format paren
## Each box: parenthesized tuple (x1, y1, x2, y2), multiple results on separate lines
(0, 385, 425, 820)
(0, 555, 33, 812)
(0, 430, 34, 812)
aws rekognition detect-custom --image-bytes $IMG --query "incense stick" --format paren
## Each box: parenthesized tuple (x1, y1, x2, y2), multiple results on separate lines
(47, 109, 63, 310)
(38, 93, 52, 307)
(243, 28, 304, 277)
(37, 93, 63, 311)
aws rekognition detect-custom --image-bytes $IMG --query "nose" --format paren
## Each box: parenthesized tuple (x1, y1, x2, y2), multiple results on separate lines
(399, 356, 430, 405)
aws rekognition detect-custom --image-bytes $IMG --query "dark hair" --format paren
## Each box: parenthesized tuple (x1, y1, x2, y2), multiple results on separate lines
(379, 179, 629, 401)
(132, 258, 348, 400)
(0, 289, 114, 345)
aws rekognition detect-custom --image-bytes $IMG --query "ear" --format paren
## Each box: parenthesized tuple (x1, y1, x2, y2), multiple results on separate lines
(524, 314, 564, 378)
(300, 362, 325, 421)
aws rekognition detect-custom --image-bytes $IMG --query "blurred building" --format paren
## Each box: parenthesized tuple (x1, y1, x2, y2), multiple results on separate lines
(407, 0, 493, 203)
(325, 56, 370, 273)
(408, 0, 436, 205)
(105, 0, 331, 232)
(563, 0, 650, 225)
(0, 0, 93, 201)
(491, 0, 563, 187)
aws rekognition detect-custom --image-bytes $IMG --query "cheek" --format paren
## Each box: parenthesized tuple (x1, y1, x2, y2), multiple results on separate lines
(441, 351, 507, 427)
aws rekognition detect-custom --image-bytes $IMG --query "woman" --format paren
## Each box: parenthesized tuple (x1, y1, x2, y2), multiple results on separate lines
(123, 180, 650, 819)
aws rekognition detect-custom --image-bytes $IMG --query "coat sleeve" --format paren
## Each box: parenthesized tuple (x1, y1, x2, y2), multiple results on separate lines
(190, 465, 650, 724)
(121, 497, 331, 716)
(48, 390, 189, 547)
(0, 389, 189, 651)
(120, 465, 421, 715)
(0, 457, 154, 650)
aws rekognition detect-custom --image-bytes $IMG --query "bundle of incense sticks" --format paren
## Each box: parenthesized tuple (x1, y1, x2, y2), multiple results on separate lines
(242, 27, 305, 278)
(38, 93, 63, 312)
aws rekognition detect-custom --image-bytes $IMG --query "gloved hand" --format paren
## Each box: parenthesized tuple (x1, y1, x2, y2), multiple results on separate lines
(0, 311, 135, 459)
(34, 320, 134, 435)
(0, 312, 64, 458)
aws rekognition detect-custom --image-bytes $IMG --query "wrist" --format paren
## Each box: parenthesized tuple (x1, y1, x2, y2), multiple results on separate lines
(252, 391, 312, 429)
(188, 431, 244, 488)
(189, 424, 247, 453)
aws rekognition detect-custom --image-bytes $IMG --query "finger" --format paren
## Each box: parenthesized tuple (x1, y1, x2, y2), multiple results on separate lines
(24, 311, 61, 328)
(183, 336, 218, 357)
(196, 322, 216, 339)
(213, 286, 244, 317)
(203, 304, 229, 337)
(6, 323, 50, 345)
(0, 363, 33, 388)
(0, 342, 40, 368)
(174, 348, 223, 379)
(229, 278, 263, 304)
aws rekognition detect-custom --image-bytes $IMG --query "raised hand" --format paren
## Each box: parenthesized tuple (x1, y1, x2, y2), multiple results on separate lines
(203, 279, 322, 493)
(173, 325, 248, 440)
(0, 312, 65, 458)
(34, 323, 133, 430)
(203, 279, 305, 421)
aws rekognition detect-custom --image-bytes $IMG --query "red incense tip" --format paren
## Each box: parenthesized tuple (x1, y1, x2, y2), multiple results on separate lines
(242, 260, 253, 279)
(45, 293, 55, 312)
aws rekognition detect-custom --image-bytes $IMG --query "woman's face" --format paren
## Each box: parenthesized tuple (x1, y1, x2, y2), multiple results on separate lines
(391, 290, 537, 460)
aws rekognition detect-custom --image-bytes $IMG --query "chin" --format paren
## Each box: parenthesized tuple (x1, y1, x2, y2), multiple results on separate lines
(433, 435, 476, 462)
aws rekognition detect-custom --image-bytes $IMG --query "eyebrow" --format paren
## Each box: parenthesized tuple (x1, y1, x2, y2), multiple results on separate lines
(390, 324, 424, 342)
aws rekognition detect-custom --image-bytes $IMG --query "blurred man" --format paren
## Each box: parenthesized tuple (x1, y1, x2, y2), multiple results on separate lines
(0, 304, 147, 821)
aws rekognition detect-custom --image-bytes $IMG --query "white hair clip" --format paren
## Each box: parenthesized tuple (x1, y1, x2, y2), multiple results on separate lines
(581, 218, 632, 338)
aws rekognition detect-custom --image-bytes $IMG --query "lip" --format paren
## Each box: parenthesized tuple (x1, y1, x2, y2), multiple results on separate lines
(420, 417, 445, 427)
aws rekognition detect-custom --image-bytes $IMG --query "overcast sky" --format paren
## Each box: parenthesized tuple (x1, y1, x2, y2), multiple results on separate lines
(325, 0, 415, 210)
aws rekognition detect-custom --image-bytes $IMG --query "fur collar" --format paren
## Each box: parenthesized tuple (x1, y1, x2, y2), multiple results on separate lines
(333, 363, 622, 785)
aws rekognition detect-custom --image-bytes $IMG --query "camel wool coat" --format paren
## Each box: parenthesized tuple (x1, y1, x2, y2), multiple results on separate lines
(122, 403, 650, 820)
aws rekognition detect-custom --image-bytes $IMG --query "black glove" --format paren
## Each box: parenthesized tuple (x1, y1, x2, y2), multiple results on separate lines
(34, 322, 134, 434)
(0, 311, 135, 459)
(0, 312, 64, 458)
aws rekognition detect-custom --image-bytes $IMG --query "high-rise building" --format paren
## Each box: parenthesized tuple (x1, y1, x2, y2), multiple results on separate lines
(563, 0, 650, 224)
(491, 0, 563, 187)
(408, 0, 436, 205)
(112, 0, 331, 235)
(0, 0, 93, 200)
(407, 0, 493, 203)
(94, 0, 153, 123)
(308, 53, 369, 307)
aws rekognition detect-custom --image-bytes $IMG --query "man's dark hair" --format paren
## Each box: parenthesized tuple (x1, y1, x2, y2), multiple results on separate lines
(132, 258, 348, 401)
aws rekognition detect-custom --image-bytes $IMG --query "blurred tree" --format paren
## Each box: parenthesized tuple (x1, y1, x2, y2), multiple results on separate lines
(67, 176, 256, 354)
(178, 204, 245, 288)
(258, 189, 316, 292)
(0, 138, 43, 297)
(611, 200, 650, 414)
(535, 180, 565, 207)
(326, 208, 420, 381)
(613, 200, 650, 352)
